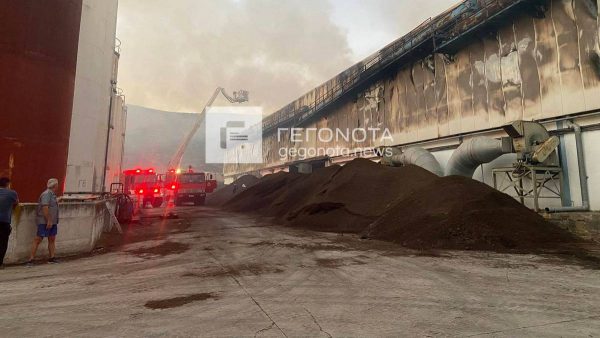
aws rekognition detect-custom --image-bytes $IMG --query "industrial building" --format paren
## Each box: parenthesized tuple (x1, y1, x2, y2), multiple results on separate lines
(224, 0, 600, 212)
(0, 0, 125, 201)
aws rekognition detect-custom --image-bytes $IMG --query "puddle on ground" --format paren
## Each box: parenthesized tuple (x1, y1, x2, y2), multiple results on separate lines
(315, 257, 367, 268)
(127, 241, 190, 258)
(182, 263, 284, 278)
(144, 292, 218, 309)
(250, 240, 346, 252)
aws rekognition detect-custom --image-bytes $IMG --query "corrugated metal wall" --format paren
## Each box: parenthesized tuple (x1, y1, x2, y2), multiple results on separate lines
(225, 0, 600, 177)
(65, 0, 120, 193)
(0, 0, 83, 202)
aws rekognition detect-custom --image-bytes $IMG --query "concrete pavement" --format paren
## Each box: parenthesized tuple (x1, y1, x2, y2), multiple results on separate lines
(0, 206, 599, 337)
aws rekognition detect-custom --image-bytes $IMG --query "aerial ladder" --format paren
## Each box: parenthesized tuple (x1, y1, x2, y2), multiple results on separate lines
(166, 87, 249, 170)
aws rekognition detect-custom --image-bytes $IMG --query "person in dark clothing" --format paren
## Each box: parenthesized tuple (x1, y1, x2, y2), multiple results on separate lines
(0, 177, 19, 268)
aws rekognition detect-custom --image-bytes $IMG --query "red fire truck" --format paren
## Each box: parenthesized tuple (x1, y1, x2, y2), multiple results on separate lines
(170, 172, 206, 206)
(164, 169, 218, 206)
(123, 168, 164, 208)
(205, 172, 217, 193)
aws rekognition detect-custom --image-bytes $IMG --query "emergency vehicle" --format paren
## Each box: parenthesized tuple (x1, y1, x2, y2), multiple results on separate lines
(205, 172, 217, 193)
(170, 172, 206, 206)
(164, 169, 219, 206)
(122, 168, 164, 208)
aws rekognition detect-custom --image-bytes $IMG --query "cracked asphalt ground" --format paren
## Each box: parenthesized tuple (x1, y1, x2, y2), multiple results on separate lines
(1, 206, 600, 337)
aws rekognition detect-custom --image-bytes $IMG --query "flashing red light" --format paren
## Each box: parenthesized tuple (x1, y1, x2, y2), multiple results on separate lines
(138, 189, 144, 194)
(148, 168, 154, 173)
(153, 188, 159, 193)
(170, 184, 177, 190)
(135, 169, 141, 173)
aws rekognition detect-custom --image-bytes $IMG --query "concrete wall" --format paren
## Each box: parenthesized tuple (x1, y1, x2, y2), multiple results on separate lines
(65, 0, 122, 193)
(4, 200, 115, 264)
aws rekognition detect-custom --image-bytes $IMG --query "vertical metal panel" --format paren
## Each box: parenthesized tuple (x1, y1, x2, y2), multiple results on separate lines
(434, 54, 450, 137)
(553, 0, 586, 114)
(515, 17, 543, 121)
(534, 5, 563, 118)
(457, 49, 475, 132)
(396, 70, 410, 144)
(383, 77, 396, 144)
(0, 0, 82, 201)
(446, 53, 463, 134)
(413, 63, 427, 140)
(423, 58, 439, 139)
(405, 66, 419, 141)
(573, 0, 600, 110)
(66, 0, 119, 193)
(499, 23, 523, 123)
(470, 38, 489, 129)
(483, 32, 505, 127)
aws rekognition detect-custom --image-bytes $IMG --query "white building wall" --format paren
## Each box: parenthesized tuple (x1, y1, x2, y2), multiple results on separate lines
(105, 94, 127, 189)
(65, 0, 120, 193)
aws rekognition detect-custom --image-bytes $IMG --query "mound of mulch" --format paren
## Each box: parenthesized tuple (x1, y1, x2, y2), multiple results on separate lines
(206, 175, 260, 206)
(364, 175, 577, 251)
(225, 158, 579, 251)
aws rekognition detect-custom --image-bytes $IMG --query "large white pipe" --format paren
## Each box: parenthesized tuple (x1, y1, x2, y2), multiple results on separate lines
(445, 136, 511, 177)
(389, 147, 443, 176)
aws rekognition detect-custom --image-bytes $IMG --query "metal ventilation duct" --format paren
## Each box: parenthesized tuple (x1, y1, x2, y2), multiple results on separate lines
(386, 147, 443, 176)
(445, 137, 513, 177)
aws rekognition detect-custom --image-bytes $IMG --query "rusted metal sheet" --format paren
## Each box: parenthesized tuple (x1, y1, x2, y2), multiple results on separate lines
(0, 0, 83, 201)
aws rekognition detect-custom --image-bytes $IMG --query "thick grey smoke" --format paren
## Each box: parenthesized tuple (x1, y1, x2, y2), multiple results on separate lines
(331, 0, 458, 59)
(117, 0, 353, 114)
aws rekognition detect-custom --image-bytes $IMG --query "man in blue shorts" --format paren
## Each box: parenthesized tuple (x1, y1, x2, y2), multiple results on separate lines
(27, 178, 60, 265)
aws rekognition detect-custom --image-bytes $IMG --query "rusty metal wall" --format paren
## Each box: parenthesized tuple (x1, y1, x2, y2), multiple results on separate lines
(0, 0, 83, 201)
(225, 0, 600, 177)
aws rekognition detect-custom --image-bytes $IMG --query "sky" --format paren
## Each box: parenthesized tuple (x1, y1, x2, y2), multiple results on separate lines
(116, 0, 458, 114)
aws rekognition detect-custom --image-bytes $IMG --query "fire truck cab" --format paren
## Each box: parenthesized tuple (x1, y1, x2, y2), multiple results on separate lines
(123, 168, 164, 208)
(172, 172, 206, 206)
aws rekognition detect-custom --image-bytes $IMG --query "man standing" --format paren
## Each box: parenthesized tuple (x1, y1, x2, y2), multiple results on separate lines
(28, 178, 60, 265)
(0, 177, 19, 268)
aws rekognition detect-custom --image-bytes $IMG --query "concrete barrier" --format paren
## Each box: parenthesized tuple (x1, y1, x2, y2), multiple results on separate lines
(4, 199, 115, 264)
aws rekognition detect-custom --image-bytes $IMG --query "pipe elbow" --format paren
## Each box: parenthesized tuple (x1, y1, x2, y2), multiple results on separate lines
(445, 137, 511, 177)
(398, 147, 443, 176)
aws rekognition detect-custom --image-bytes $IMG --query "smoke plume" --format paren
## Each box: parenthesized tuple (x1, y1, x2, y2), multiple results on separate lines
(117, 0, 353, 114)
